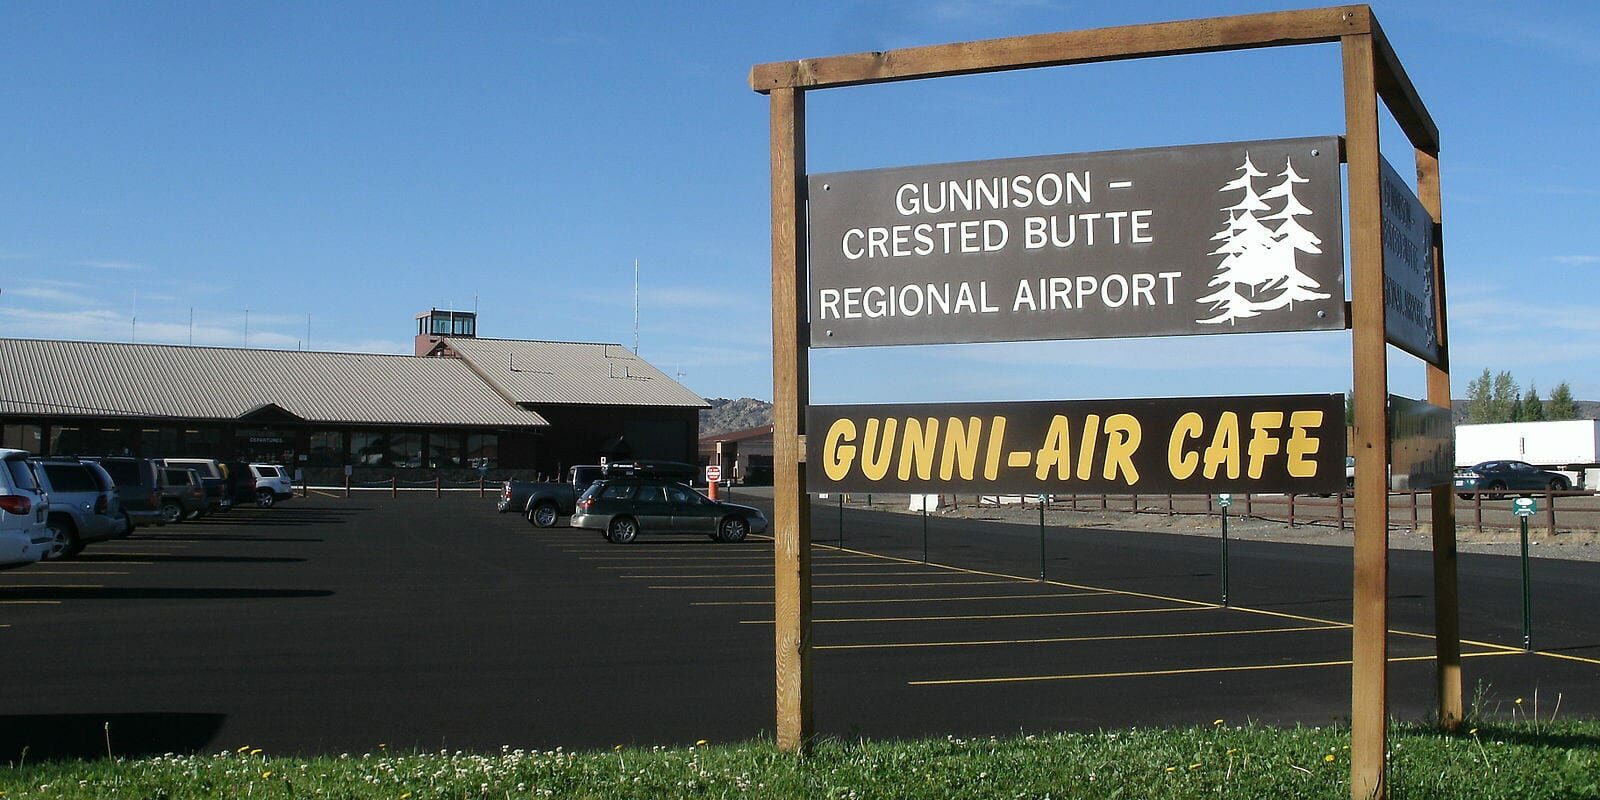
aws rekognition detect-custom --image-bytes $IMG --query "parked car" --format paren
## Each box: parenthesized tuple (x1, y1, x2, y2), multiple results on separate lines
(247, 463, 295, 507)
(157, 467, 209, 523)
(0, 449, 52, 568)
(160, 458, 233, 514)
(500, 461, 696, 528)
(1454, 460, 1570, 499)
(84, 456, 166, 531)
(570, 477, 767, 544)
(30, 457, 127, 559)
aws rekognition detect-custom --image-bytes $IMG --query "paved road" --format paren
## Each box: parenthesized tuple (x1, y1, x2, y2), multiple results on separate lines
(0, 493, 1593, 760)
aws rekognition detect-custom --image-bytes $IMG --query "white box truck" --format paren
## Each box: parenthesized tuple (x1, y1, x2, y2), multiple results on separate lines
(1454, 420, 1600, 488)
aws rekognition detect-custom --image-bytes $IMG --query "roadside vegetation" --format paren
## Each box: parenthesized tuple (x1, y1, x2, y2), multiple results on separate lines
(1, 719, 1596, 799)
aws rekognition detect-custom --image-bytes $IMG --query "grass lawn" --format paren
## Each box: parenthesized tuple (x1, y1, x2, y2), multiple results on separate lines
(1, 720, 1596, 799)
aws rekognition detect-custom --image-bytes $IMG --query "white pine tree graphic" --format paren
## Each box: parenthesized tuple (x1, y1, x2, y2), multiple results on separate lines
(1197, 153, 1330, 324)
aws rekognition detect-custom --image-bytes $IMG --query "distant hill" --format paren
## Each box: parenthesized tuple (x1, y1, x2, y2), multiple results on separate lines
(700, 398, 773, 436)
(1449, 399, 1600, 423)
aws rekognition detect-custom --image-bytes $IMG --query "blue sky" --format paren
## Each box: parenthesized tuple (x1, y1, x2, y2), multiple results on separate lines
(3, 1, 1597, 405)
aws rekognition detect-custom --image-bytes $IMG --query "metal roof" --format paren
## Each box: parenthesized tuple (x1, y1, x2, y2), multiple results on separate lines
(0, 338, 547, 428)
(440, 338, 710, 408)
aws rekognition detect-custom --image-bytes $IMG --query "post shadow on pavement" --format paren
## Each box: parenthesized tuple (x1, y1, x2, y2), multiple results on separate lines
(75, 554, 309, 565)
(0, 713, 228, 762)
(0, 587, 333, 601)
(125, 535, 326, 544)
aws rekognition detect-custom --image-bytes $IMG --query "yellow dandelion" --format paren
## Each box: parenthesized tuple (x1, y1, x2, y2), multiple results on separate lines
(1226, 748, 1238, 755)
(1324, 754, 1336, 763)
(1515, 697, 1524, 705)
(237, 745, 251, 753)
(250, 748, 262, 756)
(1164, 767, 1177, 773)
(401, 794, 412, 800)
(1213, 719, 1224, 725)
(614, 745, 623, 751)
(1469, 728, 1479, 736)
(695, 739, 709, 747)
(1189, 762, 1201, 770)
(261, 771, 272, 779)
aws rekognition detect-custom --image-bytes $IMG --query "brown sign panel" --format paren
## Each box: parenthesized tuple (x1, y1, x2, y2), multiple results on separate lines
(807, 137, 1346, 347)
(1380, 157, 1440, 364)
(807, 394, 1346, 494)
(1389, 395, 1453, 490)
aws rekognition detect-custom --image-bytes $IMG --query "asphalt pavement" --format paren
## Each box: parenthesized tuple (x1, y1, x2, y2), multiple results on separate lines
(0, 492, 1593, 760)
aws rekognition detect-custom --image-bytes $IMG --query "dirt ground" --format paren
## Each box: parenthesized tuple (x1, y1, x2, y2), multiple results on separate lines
(823, 493, 1600, 562)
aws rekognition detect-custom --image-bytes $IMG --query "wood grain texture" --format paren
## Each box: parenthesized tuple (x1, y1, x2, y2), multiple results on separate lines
(1416, 149, 1462, 731)
(1344, 32, 1390, 800)
(751, 6, 1368, 92)
(768, 87, 814, 753)
(1371, 17, 1439, 153)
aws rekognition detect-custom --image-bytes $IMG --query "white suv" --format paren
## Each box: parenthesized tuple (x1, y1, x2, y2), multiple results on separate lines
(0, 449, 51, 567)
(248, 464, 295, 508)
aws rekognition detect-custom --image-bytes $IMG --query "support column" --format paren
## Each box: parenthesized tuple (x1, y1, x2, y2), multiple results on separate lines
(768, 86, 813, 753)
(1344, 31, 1391, 800)
(1416, 148, 1462, 730)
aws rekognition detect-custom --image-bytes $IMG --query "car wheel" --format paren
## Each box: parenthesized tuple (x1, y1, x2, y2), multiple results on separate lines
(1457, 493, 1473, 501)
(44, 518, 80, 560)
(1488, 480, 1508, 499)
(606, 516, 638, 544)
(528, 502, 560, 528)
(257, 489, 276, 508)
(1550, 478, 1569, 492)
(718, 516, 749, 543)
(160, 501, 184, 524)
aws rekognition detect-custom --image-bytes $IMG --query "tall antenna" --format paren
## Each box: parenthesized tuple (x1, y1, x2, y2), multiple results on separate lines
(633, 258, 639, 354)
(131, 289, 138, 342)
(306, 313, 312, 350)
(244, 307, 250, 348)
(188, 308, 194, 345)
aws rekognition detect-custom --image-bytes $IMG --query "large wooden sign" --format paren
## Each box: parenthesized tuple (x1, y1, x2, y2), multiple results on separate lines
(808, 137, 1345, 347)
(808, 394, 1345, 494)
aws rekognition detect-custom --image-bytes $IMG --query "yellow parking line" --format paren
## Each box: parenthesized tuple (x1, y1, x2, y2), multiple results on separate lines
(654, 579, 1019, 591)
(622, 570, 952, 579)
(1534, 650, 1600, 666)
(819, 624, 1346, 651)
(310, 489, 341, 498)
(908, 649, 1518, 686)
(596, 560, 886, 568)
(743, 606, 1210, 625)
(693, 591, 1115, 607)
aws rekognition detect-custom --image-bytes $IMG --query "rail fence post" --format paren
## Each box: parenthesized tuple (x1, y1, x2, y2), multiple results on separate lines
(344, 474, 351, 499)
(1166, 493, 1174, 516)
(1545, 489, 1556, 536)
(435, 474, 442, 498)
(478, 476, 485, 498)
(1244, 493, 1252, 517)
(1410, 490, 1419, 531)
(391, 476, 398, 498)
(1288, 493, 1297, 527)
(1474, 491, 1483, 533)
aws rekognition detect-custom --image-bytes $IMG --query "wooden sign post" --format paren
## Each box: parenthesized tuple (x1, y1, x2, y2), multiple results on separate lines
(752, 7, 1455, 798)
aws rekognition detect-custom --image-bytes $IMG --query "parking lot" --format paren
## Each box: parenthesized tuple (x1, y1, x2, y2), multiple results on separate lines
(1, 493, 1595, 760)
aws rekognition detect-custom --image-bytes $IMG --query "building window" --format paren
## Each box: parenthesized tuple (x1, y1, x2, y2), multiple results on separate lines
(178, 428, 222, 458)
(391, 432, 422, 468)
(308, 431, 343, 466)
(50, 425, 84, 455)
(466, 433, 498, 469)
(428, 432, 463, 468)
(431, 317, 450, 335)
(1, 424, 43, 453)
(350, 431, 388, 467)
(140, 427, 180, 459)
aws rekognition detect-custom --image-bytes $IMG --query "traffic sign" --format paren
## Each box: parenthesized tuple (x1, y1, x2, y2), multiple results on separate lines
(1513, 497, 1536, 517)
(1217, 493, 1233, 508)
(706, 464, 722, 483)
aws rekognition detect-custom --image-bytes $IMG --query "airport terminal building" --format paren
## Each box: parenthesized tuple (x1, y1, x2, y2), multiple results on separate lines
(0, 309, 707, 481)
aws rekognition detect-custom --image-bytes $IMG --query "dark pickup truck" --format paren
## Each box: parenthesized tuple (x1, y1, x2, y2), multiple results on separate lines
(498, 461, 696, 527)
